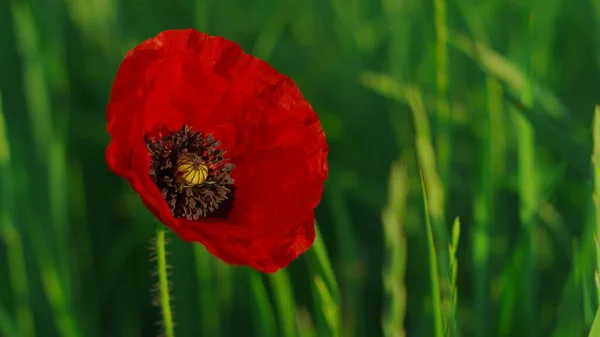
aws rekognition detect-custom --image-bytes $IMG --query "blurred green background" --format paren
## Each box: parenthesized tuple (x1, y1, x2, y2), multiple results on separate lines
(2, 0, 600, 336)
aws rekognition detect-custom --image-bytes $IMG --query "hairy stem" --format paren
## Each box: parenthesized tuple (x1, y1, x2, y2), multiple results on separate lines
(156, 223, 175, 337)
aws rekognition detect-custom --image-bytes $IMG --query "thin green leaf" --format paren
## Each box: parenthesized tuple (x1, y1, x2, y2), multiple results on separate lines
(311, 275, 341, 337)
(420, 172, 444, 337)
(269, 269, 297, 337)
(381, 162, 409, 337)
(589, 308, 600, 337)
(249, 271, 277, 337)
(305, 224, 340, 303)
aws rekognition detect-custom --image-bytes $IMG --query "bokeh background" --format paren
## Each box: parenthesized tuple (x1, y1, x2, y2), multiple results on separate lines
(2, 0, 600, 336)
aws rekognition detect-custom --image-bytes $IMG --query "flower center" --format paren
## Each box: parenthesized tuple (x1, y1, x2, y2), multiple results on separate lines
(175, 153, 208, 187)
(145, 125, 235, 220)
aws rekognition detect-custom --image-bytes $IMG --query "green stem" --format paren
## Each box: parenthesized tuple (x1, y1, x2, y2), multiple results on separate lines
(156, 224, 175, 337)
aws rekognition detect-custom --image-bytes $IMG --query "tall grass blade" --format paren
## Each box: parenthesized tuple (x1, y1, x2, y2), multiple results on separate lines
(249, 271, 278, 337)
(433, 0, 451, 185)
(194, 0, 209, 31)
(552, 226, 594, 336)
(447, 33, 567, 119)
(449, 217, 460, 332)
(589, 308, 600, 337)
(472, 75, 502, 337)
(0, 91, 35, 337)
(269, 269, 297, 337)
(305, 224, 341, 303)
(214, 261, 234, 335)
(1, 218, 35, 337)
(381, 162, 409, 337)
(328, 185, 361, 336)
(296, 308, 317, 337)
(593, 104, 600, 305)
(406, 86, 454, 335)
(513, 14, 538, 336)
(0, 303, 17, 337)
(311, 275, 341, 337)
(9, 0, 53, 159)
(420, 172, 444, 337)
(251, 0, 290, 61)
(193, 245, 220, 337)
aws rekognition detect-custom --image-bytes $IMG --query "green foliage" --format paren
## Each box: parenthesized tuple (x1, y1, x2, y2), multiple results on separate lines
(1, 0, 600, 336)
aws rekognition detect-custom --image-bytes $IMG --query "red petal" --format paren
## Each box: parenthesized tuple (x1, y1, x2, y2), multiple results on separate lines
(106, 29, 328, 273)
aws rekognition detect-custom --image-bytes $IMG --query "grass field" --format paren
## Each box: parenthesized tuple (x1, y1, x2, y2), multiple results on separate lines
(2, 0, 600, 336)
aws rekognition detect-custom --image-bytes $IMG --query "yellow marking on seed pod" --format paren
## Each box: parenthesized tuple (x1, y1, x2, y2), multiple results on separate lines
(175, 153, 208, 187)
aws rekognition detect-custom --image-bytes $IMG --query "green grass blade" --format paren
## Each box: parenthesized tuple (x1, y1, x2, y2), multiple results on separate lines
(0, 303, 17, 337)
(249, 271, 277, 337)
(552, 225, 594, 336)
(269, 269, 297, 337)
(0, 91, 34, 337)
(381, 162, 409, 337)
(589, 308, 600, 337)
(406, 86, 453, 334)
(1, 218, 35, 337)
(251, 0, 289, 61)
(311, 275, 341, 337)
(513, 15, 538, 335)
(506, 94, 590, 177)
(193, 245, 220, 337)
(296, 308, 318, 337)
(449, 217, 460, 331)
(420, 172, 444, 337)
(194, 0, 209, 32)
(305, 224, 341, 337)
(214, 261, 234, 334)
(38, 253, 80, 337)
(433, 0, 451, 186)
(448, 33, 591, 178)
(305, 224, 341, 303)
(9, 0, 53, 160)
(448, 33, 567, 119)
(328, 185, 361, 336)
(593, 104, 600, 305)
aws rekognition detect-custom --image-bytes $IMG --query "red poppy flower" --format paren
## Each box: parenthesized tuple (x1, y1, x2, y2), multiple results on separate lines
(105, 29, 328, 273)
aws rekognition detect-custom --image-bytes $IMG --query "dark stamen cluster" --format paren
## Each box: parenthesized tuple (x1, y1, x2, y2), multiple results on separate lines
(146, 125, 235, 220)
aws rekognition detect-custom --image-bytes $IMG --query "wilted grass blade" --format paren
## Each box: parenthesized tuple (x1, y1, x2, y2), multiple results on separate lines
(381, 162, 409, 337)
(269, 269, 297, 337)
(249, 271, 277, 337)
